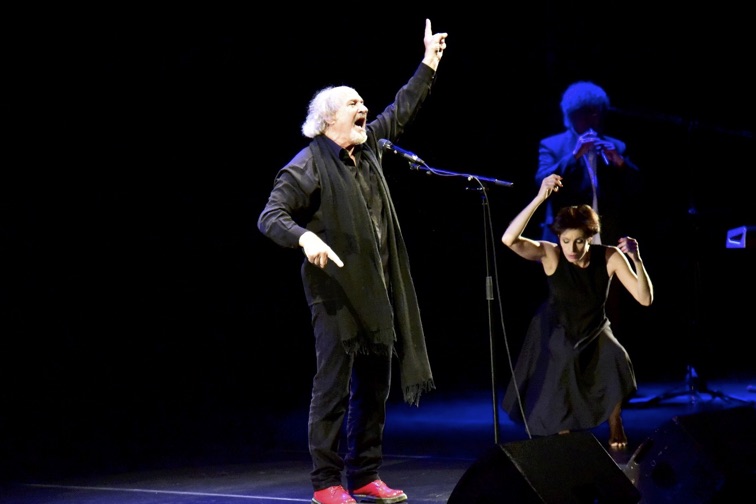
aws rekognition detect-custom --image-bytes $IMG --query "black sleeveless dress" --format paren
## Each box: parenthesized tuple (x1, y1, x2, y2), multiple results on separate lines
(501, 245, 637, 436)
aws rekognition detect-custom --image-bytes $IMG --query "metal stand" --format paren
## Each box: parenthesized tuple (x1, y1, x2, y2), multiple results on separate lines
(642, 365, 749, 406)
(404, 157, 514, 444)
(640, 122, 746, 407)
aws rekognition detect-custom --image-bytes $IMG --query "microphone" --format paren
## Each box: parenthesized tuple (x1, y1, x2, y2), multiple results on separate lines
(596, 146, 609, 165)
(378, 139, 425, 165)
(585, 129, 609, 165)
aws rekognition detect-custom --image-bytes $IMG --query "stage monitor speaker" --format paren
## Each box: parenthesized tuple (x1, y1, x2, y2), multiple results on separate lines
(447, 431, 640, 504)
(624, 405, 756, 503)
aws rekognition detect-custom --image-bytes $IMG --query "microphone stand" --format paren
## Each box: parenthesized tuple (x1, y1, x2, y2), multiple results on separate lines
(617, 110, 750, 408)
(409, 161, 513, 444)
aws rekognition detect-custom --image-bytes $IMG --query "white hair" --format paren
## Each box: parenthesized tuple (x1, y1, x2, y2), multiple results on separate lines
(301, 85, 355, 138)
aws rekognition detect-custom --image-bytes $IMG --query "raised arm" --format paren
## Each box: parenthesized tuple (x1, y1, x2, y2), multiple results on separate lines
(502, 174, 563, 262)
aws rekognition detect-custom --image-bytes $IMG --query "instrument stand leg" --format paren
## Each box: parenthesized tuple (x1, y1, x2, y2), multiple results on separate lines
(644, 365, 750, 406)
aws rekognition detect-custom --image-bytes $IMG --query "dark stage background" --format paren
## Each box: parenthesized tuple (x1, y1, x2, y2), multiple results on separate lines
(2, 5, 754, 479)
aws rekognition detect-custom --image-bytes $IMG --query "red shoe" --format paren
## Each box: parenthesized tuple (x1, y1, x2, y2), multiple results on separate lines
(312, 485, 357, 504)
(349, 480, 407, 503)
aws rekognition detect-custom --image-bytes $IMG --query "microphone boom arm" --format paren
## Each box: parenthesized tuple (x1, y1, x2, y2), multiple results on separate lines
(378, 138, 513, 188)
(410, 163, 513, 188)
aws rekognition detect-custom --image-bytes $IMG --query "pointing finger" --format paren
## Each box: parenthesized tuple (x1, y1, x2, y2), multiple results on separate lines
(328, 250, 344, 268)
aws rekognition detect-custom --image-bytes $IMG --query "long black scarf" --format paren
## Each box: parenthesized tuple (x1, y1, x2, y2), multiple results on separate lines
(310, 135, 434, 406)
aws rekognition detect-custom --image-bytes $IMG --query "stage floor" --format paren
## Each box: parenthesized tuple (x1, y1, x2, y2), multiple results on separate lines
(3, 376, 755, 504)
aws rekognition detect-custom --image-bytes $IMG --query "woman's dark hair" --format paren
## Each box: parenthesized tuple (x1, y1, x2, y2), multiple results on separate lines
(550, 204, 600, 238)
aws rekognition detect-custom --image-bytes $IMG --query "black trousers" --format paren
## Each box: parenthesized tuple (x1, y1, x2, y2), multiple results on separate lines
(308, 301, 393, 491)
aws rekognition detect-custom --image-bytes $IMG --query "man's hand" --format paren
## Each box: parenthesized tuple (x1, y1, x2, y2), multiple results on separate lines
(422, 19, 448, 70)
(299, 231, 344, 269)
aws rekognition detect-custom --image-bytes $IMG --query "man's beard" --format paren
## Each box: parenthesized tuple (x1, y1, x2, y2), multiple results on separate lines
(351, 130, 368, 145)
